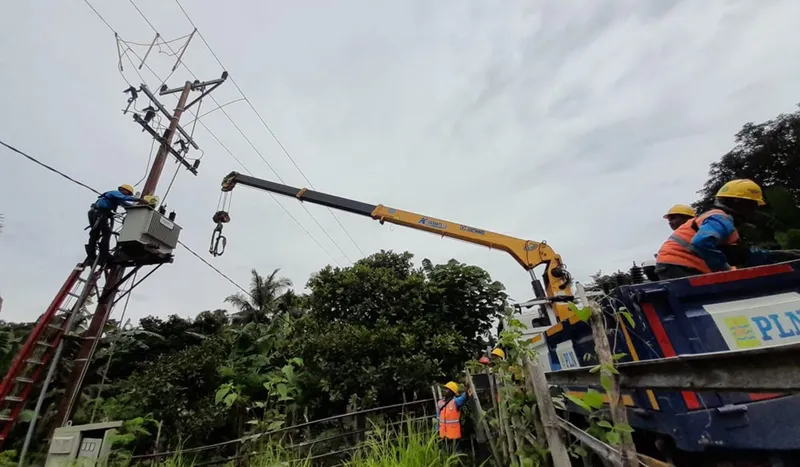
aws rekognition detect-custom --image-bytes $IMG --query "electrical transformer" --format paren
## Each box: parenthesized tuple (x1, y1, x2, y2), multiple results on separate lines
(116, 205, 181, 265)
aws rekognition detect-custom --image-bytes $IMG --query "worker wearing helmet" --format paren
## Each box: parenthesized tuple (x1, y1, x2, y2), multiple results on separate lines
(437, 381, 470, 444)
(655, 179, 797, 279)
(85, 184, 142, 264)
(490, 348, 505, 361)
(663, 204, 696, 231)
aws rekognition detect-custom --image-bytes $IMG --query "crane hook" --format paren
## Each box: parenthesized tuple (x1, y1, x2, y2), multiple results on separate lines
(210, 211, 231, 257)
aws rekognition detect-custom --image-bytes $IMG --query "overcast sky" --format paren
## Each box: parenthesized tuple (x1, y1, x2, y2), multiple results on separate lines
(1, 0, 799, 324)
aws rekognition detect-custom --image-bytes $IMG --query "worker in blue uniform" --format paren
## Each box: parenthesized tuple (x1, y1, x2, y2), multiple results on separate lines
(85, 184, 141, 263)
(656, 180, 800, 279)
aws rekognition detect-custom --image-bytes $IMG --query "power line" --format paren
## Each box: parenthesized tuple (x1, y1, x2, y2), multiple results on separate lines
(120, 0, 353, 265)
(82, 0, 346, 267)
(128, 0, 354, 264)
(172, 0, 367, 258)
(0, 138, 253, 298)
(194, 119, 342, 266)
(0, 140, 101, 195)
(119, 45, 342, 267)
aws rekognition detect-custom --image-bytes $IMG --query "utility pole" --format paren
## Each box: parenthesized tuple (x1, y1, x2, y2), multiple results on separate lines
(54, 74, 227, 428)
(142, 81, 193, 196)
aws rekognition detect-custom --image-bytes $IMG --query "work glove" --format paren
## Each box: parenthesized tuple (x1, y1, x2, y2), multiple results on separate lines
(142, 195, 159, 207)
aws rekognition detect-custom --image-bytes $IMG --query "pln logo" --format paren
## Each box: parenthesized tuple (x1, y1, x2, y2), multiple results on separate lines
(724, 310, 800, 349)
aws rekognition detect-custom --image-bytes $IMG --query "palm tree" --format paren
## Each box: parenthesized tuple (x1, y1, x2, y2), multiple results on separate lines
(225, 269, 293, 324)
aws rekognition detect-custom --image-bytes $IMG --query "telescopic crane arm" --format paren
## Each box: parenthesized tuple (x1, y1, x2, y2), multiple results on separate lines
(211, 171, 575, 321)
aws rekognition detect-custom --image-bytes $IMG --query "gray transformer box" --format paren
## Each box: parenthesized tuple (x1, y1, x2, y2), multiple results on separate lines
(116, 205, 181, 264)
(45, 421, 122, 467)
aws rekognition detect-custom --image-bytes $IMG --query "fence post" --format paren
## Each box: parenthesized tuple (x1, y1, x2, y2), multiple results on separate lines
(523, 355, 572, 467)
(577, 283, 638, 467)
(520, 357, 547, 444)
(465, 370, 503, 466)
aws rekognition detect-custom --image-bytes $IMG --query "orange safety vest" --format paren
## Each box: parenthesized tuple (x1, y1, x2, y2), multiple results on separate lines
(656, 209, 739, 274)
(437, 398, 462, 439)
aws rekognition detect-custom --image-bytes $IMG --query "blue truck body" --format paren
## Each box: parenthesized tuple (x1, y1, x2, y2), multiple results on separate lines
(544, 260, 800, 453)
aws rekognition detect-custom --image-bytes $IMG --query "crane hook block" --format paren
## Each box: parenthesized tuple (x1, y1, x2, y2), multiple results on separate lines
(209, 211, 231, 257)
(212, 211, 231, 224)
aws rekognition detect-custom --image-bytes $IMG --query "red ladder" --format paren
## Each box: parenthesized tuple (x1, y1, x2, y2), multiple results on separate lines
(0, 262, 102, 445)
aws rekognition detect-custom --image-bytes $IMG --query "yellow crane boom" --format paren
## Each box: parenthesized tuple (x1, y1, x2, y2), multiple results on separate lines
(210, 171, 575, 323)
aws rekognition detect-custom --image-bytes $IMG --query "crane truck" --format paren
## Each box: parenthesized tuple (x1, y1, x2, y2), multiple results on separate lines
(209, 171, 575, 326)
(210, 171, 800, 465)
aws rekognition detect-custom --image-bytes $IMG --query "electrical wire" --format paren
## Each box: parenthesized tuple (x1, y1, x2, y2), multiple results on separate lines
(87, 0, 347, 267)
(0, 138, 254, 299)
(173, 0, 367, 258)
(134, 135, 158, 188)
(128, 0, 354, 264)
(1, 140, 101, 195)
(194, 119, 341, 266)
(185, 97, 246, 125)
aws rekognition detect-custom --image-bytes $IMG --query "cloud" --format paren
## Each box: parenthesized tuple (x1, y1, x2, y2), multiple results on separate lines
(2, 0, 800, 325)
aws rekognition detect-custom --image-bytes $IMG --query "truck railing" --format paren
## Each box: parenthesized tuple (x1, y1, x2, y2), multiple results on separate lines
(545, 341, 800, 392)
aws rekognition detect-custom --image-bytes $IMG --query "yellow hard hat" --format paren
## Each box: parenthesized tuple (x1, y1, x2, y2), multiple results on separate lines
(491, 348, 506, 359)
(444, 381, 459, 393)
(663, 204, 696, 219)
(119, 184, 135, 195)
(716, 179, 766, 206)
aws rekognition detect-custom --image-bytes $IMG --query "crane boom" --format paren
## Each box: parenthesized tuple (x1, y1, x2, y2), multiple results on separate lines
(212, 171, 575, 322)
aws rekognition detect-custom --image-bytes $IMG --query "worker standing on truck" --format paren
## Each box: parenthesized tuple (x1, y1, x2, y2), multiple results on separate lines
(655, 179, 798, 280)
(663, 204, 696, 231)
(85, 184, 142, 264)
(438, 381, 470, 451)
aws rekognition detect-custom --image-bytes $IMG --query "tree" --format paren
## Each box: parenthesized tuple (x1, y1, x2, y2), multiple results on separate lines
(291, 250, 507, 417)
(696, 106, 800, 248)
(225, 269, 293, 324)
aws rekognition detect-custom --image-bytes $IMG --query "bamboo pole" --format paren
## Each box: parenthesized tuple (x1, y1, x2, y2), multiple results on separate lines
(465, 370, 503, 466)
(577, 283, 638, 467)
(521, 354, 548, 444)
(496, 369, 519, 465)
(523, 356, 572, 467)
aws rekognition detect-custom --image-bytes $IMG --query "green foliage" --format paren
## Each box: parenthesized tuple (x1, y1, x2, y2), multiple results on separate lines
(20, 251, 505, 461)
(345, 419, 462, 467)
(696, 107, 800, 248)
(473, 311, 549, 466)
(225, 268, 296, 324)
(0, 451, 16, 467)
(106, 416, 161, 464)
(292, 251, 506, 416)
(567, 303, 592, 323)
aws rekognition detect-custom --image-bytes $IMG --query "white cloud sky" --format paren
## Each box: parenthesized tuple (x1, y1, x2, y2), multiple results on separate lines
(1, 0, 799, 323)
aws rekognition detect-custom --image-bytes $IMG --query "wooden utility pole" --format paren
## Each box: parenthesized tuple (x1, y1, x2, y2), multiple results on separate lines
(54, 75, 226, 428)
(142, 81, 193, 196)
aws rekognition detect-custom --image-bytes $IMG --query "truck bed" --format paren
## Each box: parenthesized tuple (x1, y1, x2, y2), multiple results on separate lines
(544, 260, 800, 452)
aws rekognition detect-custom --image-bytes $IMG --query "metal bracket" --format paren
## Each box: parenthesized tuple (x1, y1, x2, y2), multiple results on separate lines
(138, 85, 199, 150)
(159, 71, 228, 96)
(183, 72, 229, 111)
(132, 114, 198, 175)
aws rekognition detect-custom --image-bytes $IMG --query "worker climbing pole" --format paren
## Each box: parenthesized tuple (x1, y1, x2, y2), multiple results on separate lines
(0, 73, 228, 462)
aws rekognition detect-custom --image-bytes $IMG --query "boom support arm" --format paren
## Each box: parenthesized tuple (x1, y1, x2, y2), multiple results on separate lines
(213, 172, 574, 320)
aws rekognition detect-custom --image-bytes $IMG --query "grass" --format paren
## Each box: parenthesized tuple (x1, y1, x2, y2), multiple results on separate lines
(344, 419, 464, 467)
(146, 418, 463, 467)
